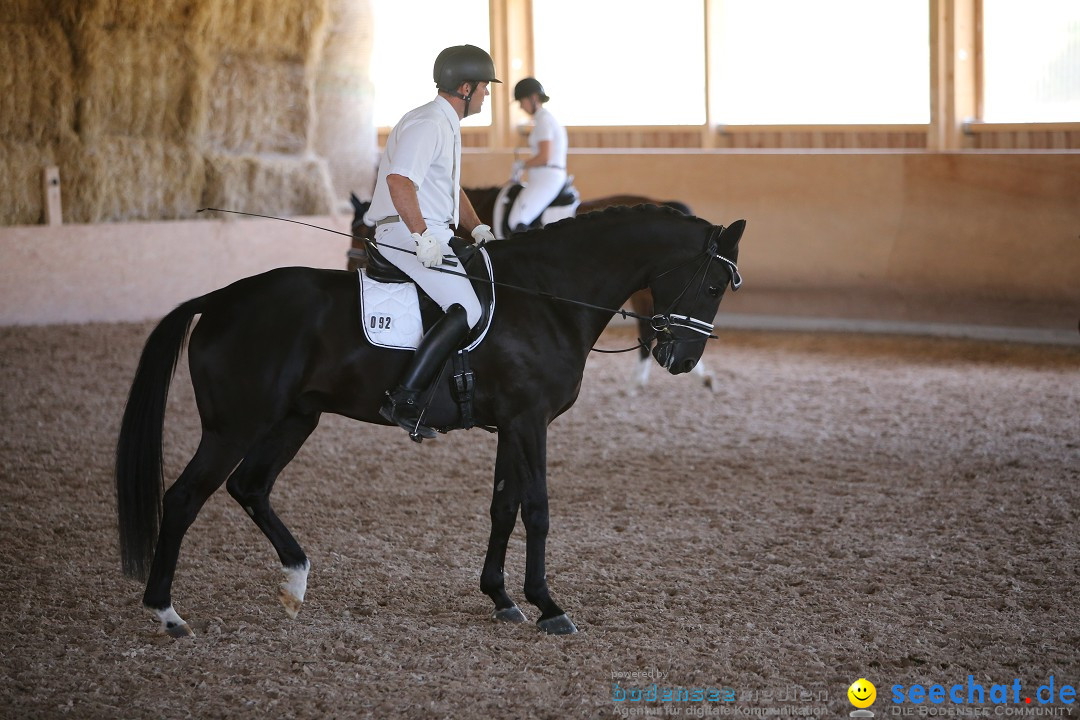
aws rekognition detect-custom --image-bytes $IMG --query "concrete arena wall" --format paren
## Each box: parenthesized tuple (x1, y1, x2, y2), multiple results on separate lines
(464, 150, 1080, 334)
(1, 151, 1077, 335)
(0, 216, 350, 325)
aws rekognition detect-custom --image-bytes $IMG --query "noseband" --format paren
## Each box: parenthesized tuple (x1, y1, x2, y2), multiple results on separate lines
(649, 229, 742, 348)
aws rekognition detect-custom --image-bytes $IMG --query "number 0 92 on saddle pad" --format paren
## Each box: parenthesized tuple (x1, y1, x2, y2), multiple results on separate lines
(357, 270, 425, 350)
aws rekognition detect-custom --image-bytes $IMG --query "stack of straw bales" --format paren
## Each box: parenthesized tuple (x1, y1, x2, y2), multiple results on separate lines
(314, 0, 377, 209)
(0, 2, 76, 225)
(198, 0, 336, 217)
(1, 0, 355, 225)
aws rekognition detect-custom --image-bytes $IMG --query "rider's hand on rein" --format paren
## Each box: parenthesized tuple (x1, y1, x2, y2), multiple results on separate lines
(471, 224, 496, 244)
(414, 230, 445, 267)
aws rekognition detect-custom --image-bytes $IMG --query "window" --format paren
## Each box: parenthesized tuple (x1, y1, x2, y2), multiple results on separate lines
(532, 0, 706, 125)
(708, 0, 929, 124)
(370, 0, 492, 127)
(981, 0, 1080, 122)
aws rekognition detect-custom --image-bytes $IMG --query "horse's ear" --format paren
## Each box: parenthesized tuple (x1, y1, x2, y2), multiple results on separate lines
(721, 219, 746, 247)
(350, 192, 365, 213)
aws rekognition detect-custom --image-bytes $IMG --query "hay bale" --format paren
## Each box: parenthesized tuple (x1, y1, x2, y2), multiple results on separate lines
(0, 0, 61, 24)
(60, 137, 205, 223)
(0, 141, 58, 225)
(202, 152, 334, 217)
(0, 0, 348, 225)
(0, 21, 76, 144)
(204, 53, 312, 154)
(314, 0, 377, 203)
(54, 0, 206, 32)
(73, 25, 197, 141)
(203, 0, 329, 61)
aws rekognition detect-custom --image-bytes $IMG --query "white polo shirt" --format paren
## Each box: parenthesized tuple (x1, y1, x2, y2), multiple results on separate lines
(530, 107, 568, 169)
(368, 96, 461, 228)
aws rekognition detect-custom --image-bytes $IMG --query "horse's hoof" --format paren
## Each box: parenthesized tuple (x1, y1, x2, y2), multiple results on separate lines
(279, 561, 310, 619)
(537, 613, 578, 635)
(492, 605, 527, 623)
(279, 588, 303, 619)
(164, 621, 194, 639)
(153, 606, 194, 638)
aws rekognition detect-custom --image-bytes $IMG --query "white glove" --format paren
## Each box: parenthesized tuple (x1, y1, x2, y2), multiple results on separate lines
(471, 224, 496, 244)
(510, 160, 525, 183)
(413, 228, 449, 268)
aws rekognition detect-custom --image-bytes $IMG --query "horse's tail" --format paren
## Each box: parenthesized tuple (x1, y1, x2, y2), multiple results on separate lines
(115, 297, 204, 580)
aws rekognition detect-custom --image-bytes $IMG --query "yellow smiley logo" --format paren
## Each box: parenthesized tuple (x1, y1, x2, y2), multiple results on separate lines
(848, 678, 877, 708)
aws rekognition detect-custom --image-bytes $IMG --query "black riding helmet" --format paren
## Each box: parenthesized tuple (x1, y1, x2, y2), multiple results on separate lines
(514, 77, 549, 103)
(434, 45, 501, 116)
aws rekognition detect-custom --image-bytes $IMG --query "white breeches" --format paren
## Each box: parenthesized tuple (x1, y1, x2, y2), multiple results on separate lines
(508, 166, 567, 229)
(375, 222, 482, 328)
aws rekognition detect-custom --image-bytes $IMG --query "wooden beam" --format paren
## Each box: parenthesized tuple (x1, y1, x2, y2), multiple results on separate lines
(488, 0, 533, 149)
(929, 0, 978, 150)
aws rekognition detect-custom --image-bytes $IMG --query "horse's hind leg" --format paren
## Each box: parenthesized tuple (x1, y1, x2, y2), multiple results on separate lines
(142, 433, 247, 637)
(225, 411, 321, 619)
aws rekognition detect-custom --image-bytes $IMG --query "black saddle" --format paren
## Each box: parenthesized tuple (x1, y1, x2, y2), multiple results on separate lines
(363, 236, 409, 284)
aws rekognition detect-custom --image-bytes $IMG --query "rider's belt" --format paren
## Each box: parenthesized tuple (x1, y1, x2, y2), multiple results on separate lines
(544, 166, 565, 170)
(375, 215, 401, 227)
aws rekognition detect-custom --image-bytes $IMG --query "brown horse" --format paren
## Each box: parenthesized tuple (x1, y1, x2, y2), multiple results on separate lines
(348, 189, 717, 393)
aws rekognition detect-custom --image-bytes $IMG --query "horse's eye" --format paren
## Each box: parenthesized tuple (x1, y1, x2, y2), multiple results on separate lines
(707, 285, 722, 297)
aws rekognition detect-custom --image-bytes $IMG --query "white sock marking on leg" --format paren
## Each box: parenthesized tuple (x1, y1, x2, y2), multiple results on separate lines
(281, 559, 311, 603)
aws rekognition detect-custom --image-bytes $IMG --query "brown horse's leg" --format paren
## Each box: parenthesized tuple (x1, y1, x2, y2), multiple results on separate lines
(226, 411, 321, 618)
(628, 288, 718, 393)
(142, 432, 247, 637)
(629, 289, 655, 391)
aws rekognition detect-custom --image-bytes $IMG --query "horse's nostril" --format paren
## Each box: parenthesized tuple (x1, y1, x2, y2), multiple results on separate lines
(680, 358, 697, 373)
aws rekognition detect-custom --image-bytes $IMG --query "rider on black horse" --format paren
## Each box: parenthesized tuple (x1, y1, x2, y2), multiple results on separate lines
(366, 45, 500, 441)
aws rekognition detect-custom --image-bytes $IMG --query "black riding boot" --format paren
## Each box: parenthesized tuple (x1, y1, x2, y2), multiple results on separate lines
(379, 303, 470, 442)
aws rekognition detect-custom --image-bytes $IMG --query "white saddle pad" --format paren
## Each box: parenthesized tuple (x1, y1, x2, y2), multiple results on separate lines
(358, 270, 424, 350)
(356, 246, 496, 352)
(541, 200, 578, 226)
(491, 183, 515, 240)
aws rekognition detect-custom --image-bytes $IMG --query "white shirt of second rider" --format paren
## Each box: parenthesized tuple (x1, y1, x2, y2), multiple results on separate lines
(529, 106, 567, 168)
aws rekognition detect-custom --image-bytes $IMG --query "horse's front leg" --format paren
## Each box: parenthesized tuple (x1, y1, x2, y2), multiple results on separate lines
(487, 418, 577, 634)
(479, 472, 527, 624)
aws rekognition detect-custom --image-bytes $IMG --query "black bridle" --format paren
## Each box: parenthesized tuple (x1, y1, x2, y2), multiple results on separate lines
(624, 226, 742, 355)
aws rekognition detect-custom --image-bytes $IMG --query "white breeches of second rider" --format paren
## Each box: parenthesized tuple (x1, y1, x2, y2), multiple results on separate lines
(507, 166, 567, 229)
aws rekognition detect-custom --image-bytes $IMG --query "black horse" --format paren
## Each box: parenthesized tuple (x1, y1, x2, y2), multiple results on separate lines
(116, 205, 745, 637)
